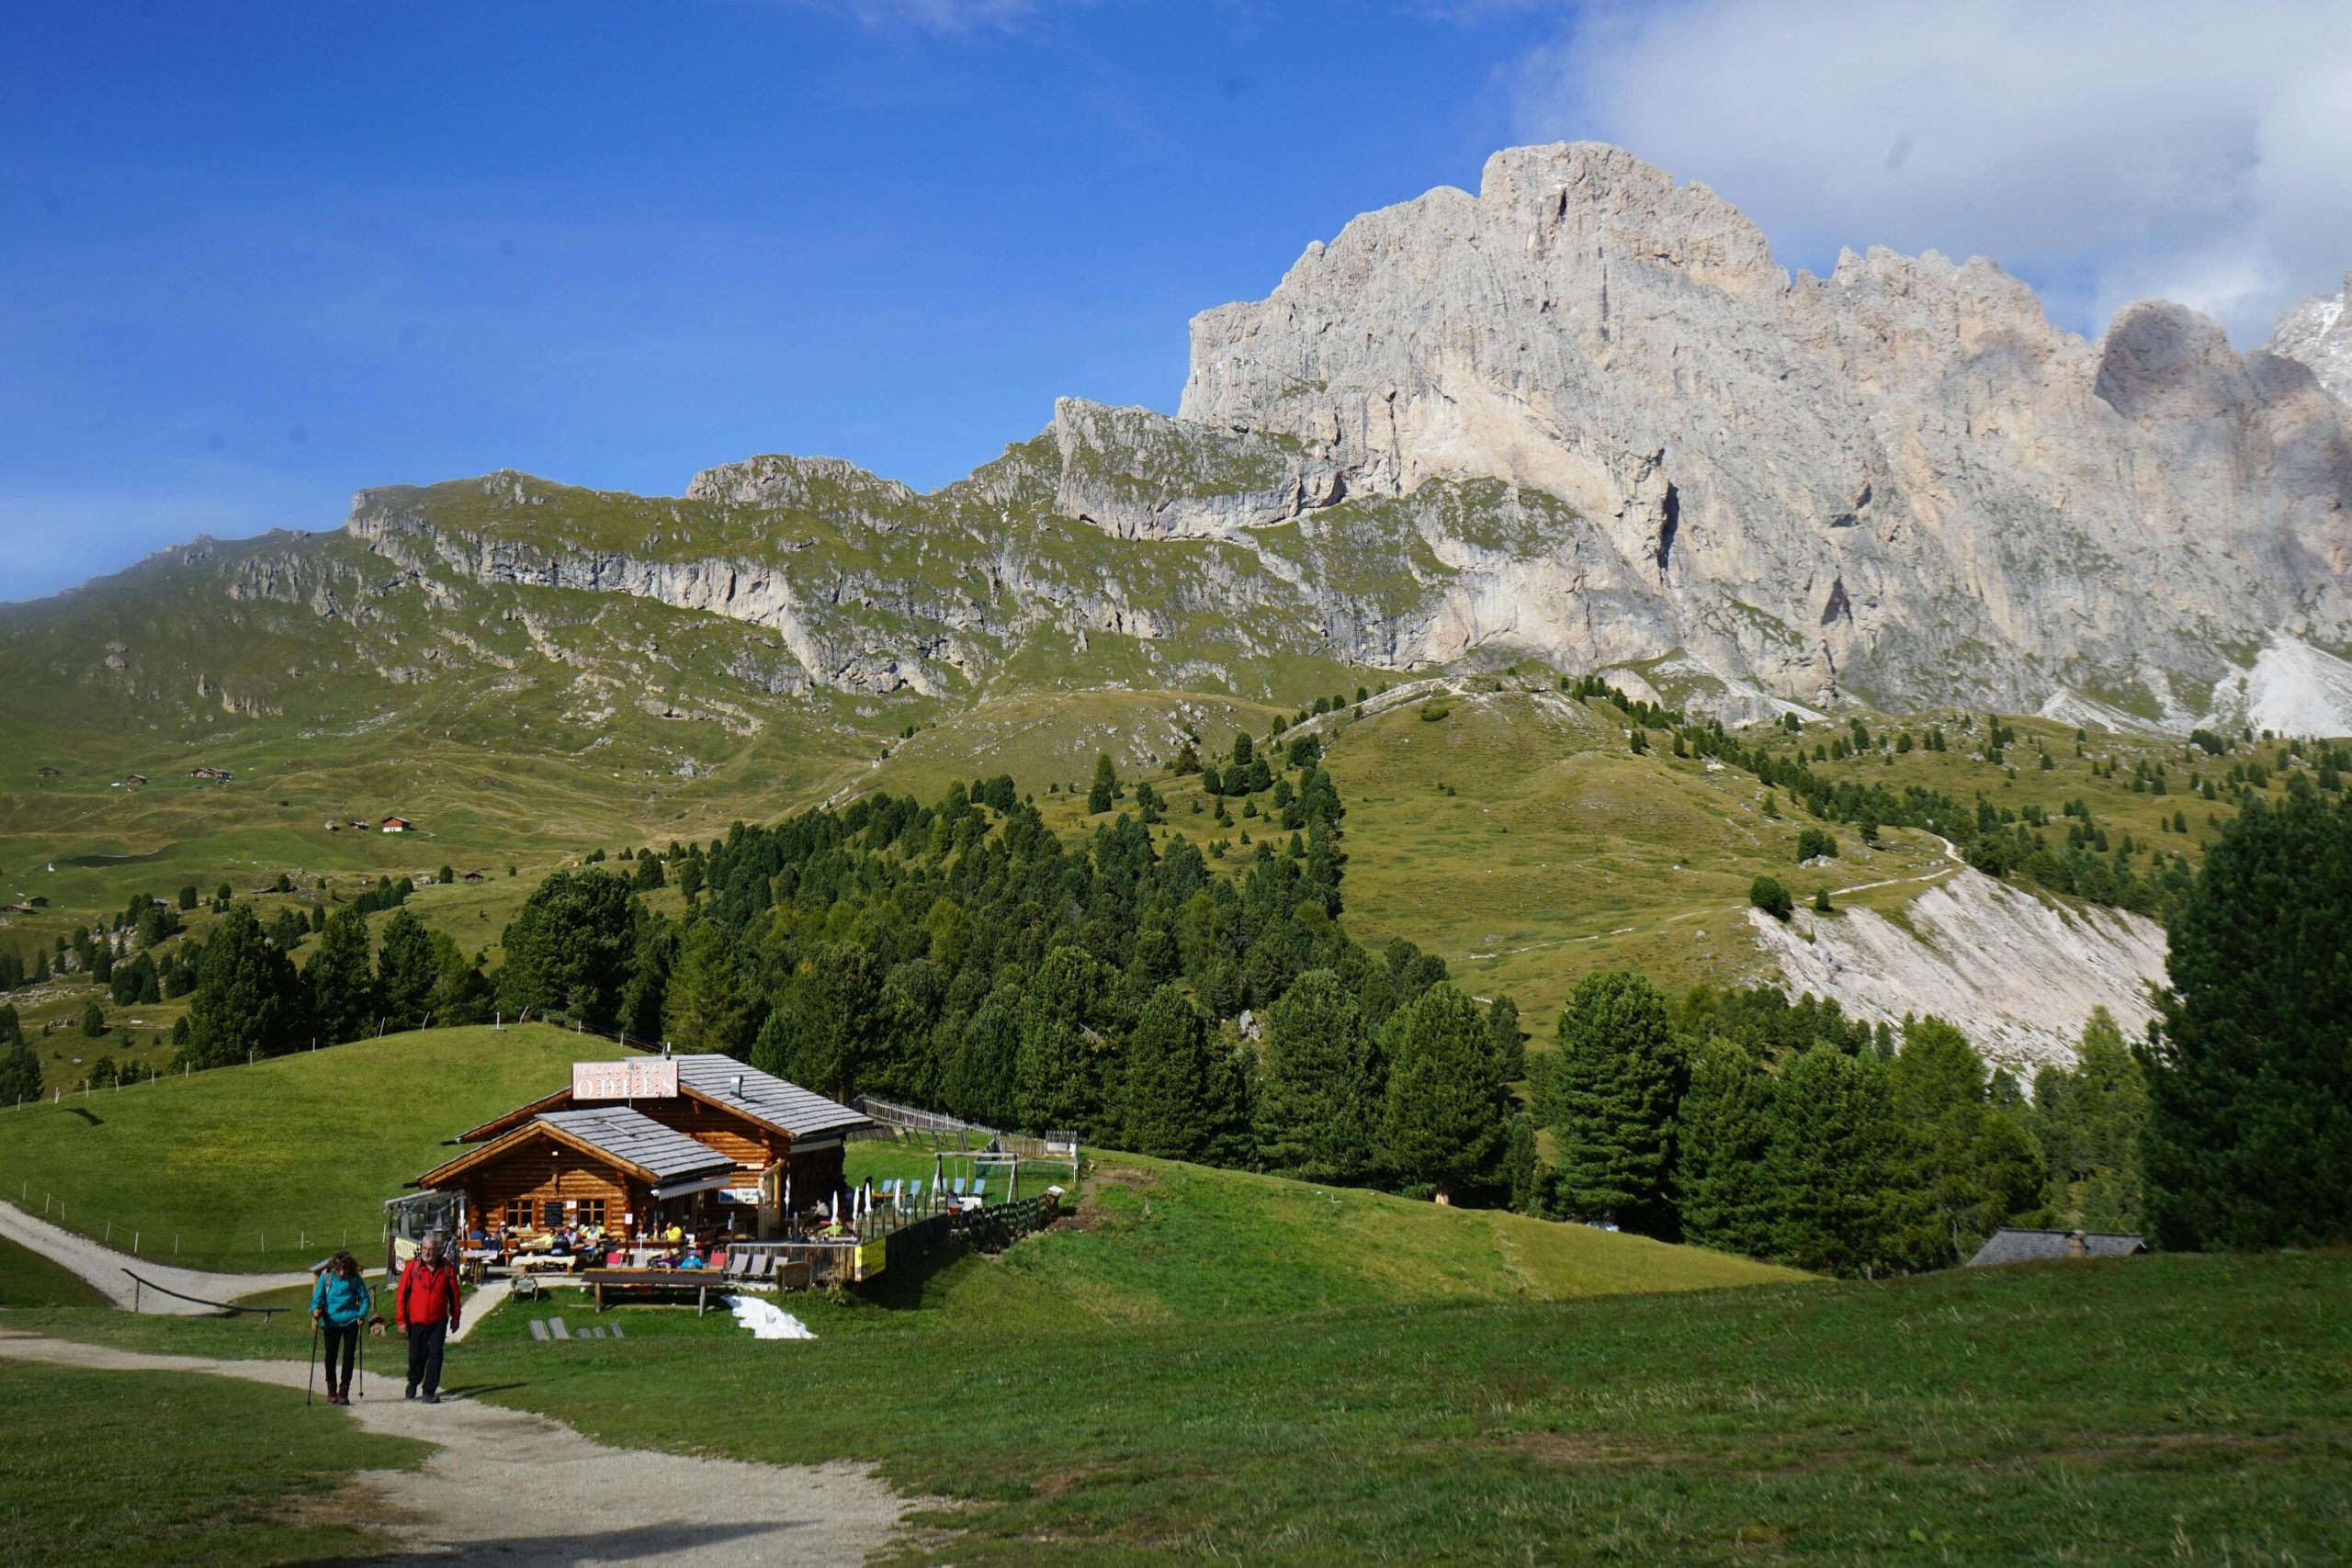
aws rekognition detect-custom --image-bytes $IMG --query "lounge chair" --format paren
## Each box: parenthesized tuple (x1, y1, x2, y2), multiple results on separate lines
(528, 1319, 549, 1341)
(746, 1254, 774, 1282)
(548, 1318, 571, 1340)
(906, 1179, 923, 1199)
(971, 1178, 988, 1200)
(952, 1178, 967, 1197)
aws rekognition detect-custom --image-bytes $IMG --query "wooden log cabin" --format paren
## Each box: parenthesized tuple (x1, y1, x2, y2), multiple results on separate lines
(410, 1055, 872, 1243)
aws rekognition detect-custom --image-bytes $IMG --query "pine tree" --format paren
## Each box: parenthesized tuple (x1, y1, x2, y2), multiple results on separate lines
(1119, 985, 1221, 1159)
(1088, 753, 1118, 814)
(662, 920, 756, 1057)
(375, 908, 438, 1031)
(1254, 969, 1381, 1183)
(1675, 1038, 1781, 1257)
(308, 904, 379, 1043)
(782, 942, 881, 1100)
(1768, 1044, 1904, 1276)
(1750, 876, 1794, 920)
(185, 905, 309, 1067)
(2143, 790, 2352, 1249)
(1548, 970, 1688, 1234)
(1377, 984, 1510, 1202)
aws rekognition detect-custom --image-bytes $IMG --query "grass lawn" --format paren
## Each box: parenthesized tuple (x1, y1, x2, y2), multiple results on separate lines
(0, 1359, 426, 1567)
(447, 1251, 2352, 1563)
(0, 1024, 594, 1270)
(0, 1232, 109, 1307)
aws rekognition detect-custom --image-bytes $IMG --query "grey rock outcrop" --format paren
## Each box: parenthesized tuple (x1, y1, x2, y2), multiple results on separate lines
(2268, 273, 2352, 407)
(1182, 141, 2352, 718)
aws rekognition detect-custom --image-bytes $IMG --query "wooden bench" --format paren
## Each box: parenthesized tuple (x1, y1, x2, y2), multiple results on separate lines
(580, 1269, 727, 1316)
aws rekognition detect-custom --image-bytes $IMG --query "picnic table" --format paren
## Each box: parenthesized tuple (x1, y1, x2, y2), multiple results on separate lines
(582, 1268, 726, 1315)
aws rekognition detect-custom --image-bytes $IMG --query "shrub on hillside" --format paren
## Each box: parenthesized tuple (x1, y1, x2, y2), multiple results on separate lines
(1750, 876, 1794, 920)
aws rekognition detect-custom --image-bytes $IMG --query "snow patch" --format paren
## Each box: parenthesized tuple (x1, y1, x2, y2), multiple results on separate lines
(2245, 635, 2352, 739)
(726, 1295, 817, 1339)
(1747, 868, 2168, 1077)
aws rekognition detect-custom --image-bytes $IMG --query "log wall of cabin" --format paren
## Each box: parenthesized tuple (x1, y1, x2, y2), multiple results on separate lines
(632, 1098, 786, 1169)
(459, 1145, 642, 1236)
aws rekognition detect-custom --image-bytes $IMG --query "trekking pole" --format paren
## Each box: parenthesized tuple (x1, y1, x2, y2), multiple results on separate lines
(306, 1320, 319, 1406)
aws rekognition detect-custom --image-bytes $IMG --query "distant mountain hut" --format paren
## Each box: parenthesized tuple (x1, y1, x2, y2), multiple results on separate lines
(410, 1055, 872, 1246)
(1966, 1229, 2148, 1266)
(380, 816, 413, 833)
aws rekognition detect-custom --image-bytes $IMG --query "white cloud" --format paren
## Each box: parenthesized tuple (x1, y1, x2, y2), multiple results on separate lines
(1508, 0, 2352, 341)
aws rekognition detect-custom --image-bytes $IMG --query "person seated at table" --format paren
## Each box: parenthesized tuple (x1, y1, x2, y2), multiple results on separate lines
(678, 1245, 706, 1270)
(662, 1221, 684, 1244)
(548, 1228, 573, 1258)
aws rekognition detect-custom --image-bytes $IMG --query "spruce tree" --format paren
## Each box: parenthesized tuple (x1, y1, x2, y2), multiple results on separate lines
(1088, 753, 1118, 814)
(308, 904, 379, 1043)
(1119, 985, 1219, 1159)
(1377, 984, 1510, 1202)
(943, 983, 1023, 1128)
(1254, 968, 1380, 1182)
(0, 1032, 40, 1105)
(662, 920, 756, 1057)
(1503, 1111, 1543, 1215)
(1016, 945, 1100, 1135)
(1676, 1038, 1781, 1257)
(375, 908, 438, 1031)
(1487, 994, 1525, 1081)
(426, 931, 493, 1028)
(185, 904, 308, 1067)
(496, 868, 638, 1024)
(2143, 790, 2352, 1248)
(1549, 970, 1687, 1234)
(1887, 1016, 2043, 1267)
(782, 941, 881, 1100)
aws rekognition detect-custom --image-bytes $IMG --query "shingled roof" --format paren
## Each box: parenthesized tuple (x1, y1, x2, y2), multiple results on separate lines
(531, 1108, 735, 1184)
(1966, 1228, 2149, 1267)
(668, 1055, 871, 1140)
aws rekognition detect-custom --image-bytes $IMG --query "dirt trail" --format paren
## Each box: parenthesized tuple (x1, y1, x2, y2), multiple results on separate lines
(0, 1329, 917, 1564)
(0, 1201, 314, 1314)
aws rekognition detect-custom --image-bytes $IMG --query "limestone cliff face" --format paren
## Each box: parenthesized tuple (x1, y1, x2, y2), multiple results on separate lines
(1182, 141, 2352, 718)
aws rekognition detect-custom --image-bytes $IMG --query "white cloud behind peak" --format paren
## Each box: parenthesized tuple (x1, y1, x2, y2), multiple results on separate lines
(1509, 0, 2352, 342)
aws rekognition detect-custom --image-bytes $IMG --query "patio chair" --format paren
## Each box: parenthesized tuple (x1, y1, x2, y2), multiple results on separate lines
(906, 1179, 923, 1199)
(746, 1254, 774, 1282)
(951, 1178, 967, 1197)
(971, 1178, 988, 1200)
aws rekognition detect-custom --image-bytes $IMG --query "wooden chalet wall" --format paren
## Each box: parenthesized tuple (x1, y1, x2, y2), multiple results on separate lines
(635, 1099, 785, 1170)
(464, 1138, 643, 1235)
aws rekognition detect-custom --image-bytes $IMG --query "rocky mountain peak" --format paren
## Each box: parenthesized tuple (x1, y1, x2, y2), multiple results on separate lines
(2268, 272, 2352, 406)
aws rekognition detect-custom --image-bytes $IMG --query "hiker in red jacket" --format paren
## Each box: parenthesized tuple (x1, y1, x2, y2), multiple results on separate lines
(393, 1232, 463, 1404)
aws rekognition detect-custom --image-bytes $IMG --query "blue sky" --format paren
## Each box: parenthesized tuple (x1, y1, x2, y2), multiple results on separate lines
(6, 1, 2346, 601)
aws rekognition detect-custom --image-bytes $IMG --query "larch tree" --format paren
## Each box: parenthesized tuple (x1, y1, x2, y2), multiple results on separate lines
(662, 920, 757, 1058)
(1119, 985, 1221, 1159)
(1768, 1043, 1905, 1277)
(1887, 1016, 2043, 1268)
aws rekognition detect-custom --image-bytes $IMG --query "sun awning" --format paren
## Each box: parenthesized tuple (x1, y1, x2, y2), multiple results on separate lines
(650, 1172, 735, 1201)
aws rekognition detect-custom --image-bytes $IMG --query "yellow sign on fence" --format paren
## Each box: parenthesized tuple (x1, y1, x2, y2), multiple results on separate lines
(853, 1236, 887, 1281)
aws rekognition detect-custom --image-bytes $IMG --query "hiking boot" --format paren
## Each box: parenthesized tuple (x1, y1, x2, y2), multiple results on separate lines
(404, 1386, 417, 1401)
(423, 1393, 440, 1404)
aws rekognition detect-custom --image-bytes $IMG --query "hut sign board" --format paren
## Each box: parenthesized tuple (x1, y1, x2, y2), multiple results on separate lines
(572, 1059, 679, 1100)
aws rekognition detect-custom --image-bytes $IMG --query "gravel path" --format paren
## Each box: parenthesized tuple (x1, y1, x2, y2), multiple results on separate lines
(0, 1201, 314, 1314)
(0, 1328, 918, 1564)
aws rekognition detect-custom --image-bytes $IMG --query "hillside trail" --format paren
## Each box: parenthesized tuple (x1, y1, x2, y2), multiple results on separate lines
(0, 1201, 315, 1314)
(0, 1328, 916, 1565)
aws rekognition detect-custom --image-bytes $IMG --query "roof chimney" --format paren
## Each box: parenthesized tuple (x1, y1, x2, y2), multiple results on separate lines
(731, 1073, 744, 1098)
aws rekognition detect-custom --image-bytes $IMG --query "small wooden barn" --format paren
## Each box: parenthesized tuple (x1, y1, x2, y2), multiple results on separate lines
(380, 815, 413, 833)
(412, 1055, 871, 1241)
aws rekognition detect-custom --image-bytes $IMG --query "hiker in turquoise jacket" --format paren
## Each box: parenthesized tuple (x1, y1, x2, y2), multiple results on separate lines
(311, 1250, 372, 1405)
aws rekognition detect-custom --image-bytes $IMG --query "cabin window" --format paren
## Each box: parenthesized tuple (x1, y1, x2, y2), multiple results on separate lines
(503, 1200, 532, 1232)
(578, 1200, 607, 1228)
